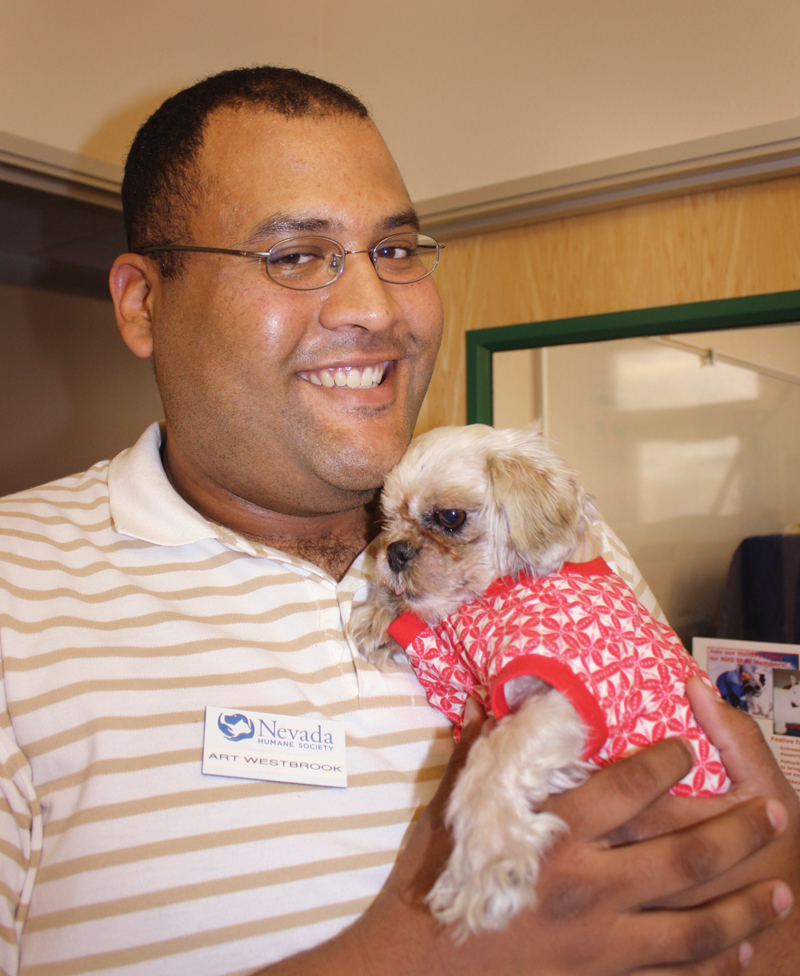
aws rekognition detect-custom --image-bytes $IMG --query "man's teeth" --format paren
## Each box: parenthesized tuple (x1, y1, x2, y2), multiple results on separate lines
(299, 363, 387, 389)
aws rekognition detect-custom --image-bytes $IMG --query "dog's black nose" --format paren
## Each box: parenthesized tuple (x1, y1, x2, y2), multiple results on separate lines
(386, 540, 419, 574)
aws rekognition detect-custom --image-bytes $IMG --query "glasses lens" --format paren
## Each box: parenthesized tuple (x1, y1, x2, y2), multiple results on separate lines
(265, 237, 344, 289)
(372, 234, 439, 283)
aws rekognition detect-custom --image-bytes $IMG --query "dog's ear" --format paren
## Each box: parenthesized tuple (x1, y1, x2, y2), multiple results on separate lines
(486, 437, 588, 576)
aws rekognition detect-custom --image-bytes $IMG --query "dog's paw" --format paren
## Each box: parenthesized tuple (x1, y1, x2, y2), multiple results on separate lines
(347, 595, 404, 669)
(428, 811, 569, 936)
(428, 853, 539, 938)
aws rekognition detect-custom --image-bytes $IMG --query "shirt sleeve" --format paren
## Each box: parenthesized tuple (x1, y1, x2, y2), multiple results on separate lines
(594, 519, 668, 625)
(0, 654, 41, 976)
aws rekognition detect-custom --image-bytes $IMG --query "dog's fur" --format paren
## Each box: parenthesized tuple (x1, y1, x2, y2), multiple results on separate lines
(348, 423, 606, 936)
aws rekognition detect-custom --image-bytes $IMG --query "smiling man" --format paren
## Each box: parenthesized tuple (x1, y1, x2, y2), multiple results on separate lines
(114, 98, 443, 578)
(0, 66, 798, 976)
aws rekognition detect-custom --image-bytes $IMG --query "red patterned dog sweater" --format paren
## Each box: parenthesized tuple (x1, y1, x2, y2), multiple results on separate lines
(387, 557, 728, 797)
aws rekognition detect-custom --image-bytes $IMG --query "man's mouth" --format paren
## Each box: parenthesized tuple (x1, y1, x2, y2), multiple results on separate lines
(297, 362, 389, 390)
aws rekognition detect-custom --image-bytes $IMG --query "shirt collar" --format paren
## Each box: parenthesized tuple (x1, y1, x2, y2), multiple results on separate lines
(107, 423, 371, 588)
(109, 422, 217, 546)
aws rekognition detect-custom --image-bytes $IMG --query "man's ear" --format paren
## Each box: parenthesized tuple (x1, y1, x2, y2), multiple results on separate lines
(109, 254, 158, 359)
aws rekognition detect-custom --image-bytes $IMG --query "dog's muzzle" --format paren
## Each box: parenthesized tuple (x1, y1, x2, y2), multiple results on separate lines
(386, 540, 419, 574)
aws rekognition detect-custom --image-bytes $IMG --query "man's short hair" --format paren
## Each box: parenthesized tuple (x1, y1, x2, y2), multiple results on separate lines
(122, 66, 370, 277)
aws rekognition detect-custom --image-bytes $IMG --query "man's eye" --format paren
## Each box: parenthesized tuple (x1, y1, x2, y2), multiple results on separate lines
(376, 244, 413, 260)
(433, 509, 467, 531)
(269, 249, 321, 267)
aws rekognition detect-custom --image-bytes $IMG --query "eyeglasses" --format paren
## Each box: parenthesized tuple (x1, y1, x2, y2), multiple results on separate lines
(138, 232, 444, 291)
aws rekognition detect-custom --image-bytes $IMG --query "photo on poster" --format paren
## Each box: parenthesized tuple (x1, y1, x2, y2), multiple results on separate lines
(694, 637, 800, 797)
(773, 668, 800, 737)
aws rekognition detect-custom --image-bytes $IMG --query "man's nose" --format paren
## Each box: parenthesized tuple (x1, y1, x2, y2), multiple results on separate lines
(317, 251, 401, 333)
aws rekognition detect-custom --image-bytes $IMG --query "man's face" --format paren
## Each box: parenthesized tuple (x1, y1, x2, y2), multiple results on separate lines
(150, 108, 443, 517)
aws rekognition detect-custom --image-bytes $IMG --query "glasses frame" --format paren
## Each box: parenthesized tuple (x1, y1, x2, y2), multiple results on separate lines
(138, 233, 445, 291)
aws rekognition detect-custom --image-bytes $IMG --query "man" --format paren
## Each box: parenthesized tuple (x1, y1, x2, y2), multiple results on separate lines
(0, 66, 797, 975)
(717, 663, 761, 711)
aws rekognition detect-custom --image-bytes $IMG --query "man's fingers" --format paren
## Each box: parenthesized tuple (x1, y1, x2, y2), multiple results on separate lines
(544, 737, 695, 841)
(614, 797, 786, 908)
(629, 944, 749, 976)
(686, 677, 781, 793)
(623, 879, 792, 973)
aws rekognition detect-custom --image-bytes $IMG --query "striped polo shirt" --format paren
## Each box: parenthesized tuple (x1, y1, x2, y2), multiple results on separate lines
(0, 423, 661, 976)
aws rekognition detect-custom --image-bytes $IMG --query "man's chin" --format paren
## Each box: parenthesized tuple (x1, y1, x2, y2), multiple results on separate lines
(305, 419, 413, 487)
(314, 444, 408, 499)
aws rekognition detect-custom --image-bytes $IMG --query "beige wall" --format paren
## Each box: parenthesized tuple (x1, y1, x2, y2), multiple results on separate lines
(0, 281, 162, 496)
(416, 173, 800, 433)
(3, 1, 800, 202)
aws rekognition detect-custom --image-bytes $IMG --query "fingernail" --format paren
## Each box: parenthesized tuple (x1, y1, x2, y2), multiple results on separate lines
(692, 676, 720, 700)
(766, 799, 788, 833)
(773, 882, 793, 918)
(738, 941, 754, 967)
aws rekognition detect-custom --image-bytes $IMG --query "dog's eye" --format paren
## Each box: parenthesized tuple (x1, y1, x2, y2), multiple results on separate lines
(433, 509, 467, 531)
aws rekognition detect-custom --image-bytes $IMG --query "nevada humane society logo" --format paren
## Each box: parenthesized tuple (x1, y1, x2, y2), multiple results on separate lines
(217, 713, 254, 741)
(203, 706, 347, 788)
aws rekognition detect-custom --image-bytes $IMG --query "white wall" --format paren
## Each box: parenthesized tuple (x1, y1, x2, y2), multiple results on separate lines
(493, 325, 800, 643)
(3, 0, 800, 202)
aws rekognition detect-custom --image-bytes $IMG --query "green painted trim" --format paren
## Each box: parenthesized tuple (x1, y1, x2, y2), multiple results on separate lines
(466, 289, 800, 425)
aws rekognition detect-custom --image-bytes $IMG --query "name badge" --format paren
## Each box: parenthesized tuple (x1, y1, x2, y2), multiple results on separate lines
(202, 706, 347, 788)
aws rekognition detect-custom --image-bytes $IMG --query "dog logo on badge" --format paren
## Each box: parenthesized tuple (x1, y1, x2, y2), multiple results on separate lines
(217, 712, 255, 741)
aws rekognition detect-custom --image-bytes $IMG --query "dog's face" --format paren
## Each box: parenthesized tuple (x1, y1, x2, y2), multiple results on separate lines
(373, 424, 594, 624)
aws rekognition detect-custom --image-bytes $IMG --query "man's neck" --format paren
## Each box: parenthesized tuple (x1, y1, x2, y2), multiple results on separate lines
(161, 441, 379, 581)
(250, 519, 375, 581)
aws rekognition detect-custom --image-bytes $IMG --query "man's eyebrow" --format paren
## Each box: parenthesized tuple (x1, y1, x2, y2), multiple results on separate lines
(242, 209, 421, 247)
(243, 215, 333, 245)
(382, 209, 421, 233)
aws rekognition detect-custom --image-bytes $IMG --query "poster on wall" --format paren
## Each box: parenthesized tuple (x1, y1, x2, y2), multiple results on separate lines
(693, 637, 800, 797)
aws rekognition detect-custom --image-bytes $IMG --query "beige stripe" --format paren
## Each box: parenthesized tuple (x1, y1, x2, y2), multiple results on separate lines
(12, 663, 348, 716)
(0, 513, 112, 531)
(0, 548, 250, 578)
(0, 925, 17, 948)
(0, 880, 19, 914)
(0, 605, 340, 636)
(42, 764, 444, 839)
(26, 849, 397, 932)
(3, 751, 30, 781)
(347, 725, 452, 750)
(0, 496, 108, 514)
(37, 749, 201, 797)
(20, 474, 108, 495)
(0, 576, 313, 608)
(22, 711, 203, 759)
(38, 726, 451, 796)
(5, 626, 340, 673)
(22, 895, 375, 976)
(0, 791, 31, 834)
(0, 839, 25, 870)
(0, 534, 149, 557)
(22, 697, 436, 759)
(38, 806, 424, 881)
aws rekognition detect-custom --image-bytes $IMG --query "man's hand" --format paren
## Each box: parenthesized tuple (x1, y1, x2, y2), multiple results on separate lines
(267, 693, 794, 975)
(365, 705, 791, 975)
(607, 677, 800, 974)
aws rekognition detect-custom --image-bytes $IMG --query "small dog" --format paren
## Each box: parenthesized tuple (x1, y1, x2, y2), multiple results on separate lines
(348, 423, 728, 936)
